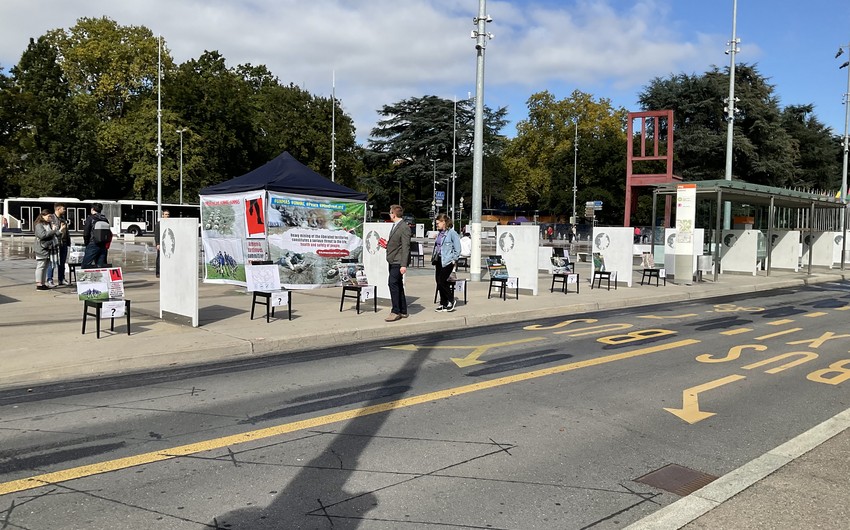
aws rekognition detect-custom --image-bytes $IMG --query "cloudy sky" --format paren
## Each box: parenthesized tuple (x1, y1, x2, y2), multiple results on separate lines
(2, 0, 850, 144)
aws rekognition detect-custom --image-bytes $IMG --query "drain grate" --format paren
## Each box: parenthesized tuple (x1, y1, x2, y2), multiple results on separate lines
(634, 463, 718, 496)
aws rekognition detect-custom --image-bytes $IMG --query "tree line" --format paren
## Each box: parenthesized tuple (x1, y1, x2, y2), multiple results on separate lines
(0, 17, 843, 224)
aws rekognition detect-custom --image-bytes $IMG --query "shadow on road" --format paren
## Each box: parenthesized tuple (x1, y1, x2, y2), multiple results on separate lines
(211, 346, 432, 529)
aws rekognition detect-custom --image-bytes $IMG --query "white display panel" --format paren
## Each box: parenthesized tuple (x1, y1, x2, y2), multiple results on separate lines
(160, 218, 200, 326)
(769, 230, 800, 272)
(802, 231, 834, 269)
(719, 229, 758, 276)
(495, 225, 540, 295)
(362, 222, 392, 300)
(591, 227, 634, 287)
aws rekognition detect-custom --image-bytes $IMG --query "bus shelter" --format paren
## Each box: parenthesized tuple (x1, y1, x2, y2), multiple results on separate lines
(651, 180, 847, 281)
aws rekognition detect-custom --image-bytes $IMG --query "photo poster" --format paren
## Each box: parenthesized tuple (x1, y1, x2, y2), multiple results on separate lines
(266, 193, 366, 289)
(77, 267, 124, 301)
(200, 193, 254, 285)
(244, 195, 266, 238)
(245, 264, 282, 292)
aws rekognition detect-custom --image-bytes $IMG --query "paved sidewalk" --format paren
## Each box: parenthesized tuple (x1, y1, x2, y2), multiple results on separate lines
(2, 235, 849, 529)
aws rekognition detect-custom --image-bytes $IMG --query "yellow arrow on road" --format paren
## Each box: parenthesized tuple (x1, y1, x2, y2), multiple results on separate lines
(664, 374, 746, 424)
(450, 338, 546, 367)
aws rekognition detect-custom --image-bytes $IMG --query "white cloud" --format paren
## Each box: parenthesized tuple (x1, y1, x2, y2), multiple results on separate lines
(0, 0, 721, 142)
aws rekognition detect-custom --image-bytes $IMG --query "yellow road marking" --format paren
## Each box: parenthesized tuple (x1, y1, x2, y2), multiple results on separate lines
(804, 312, 828, 318)
(768, 319, 795, 326)
(637, 314, 699, 320)
(756, 328, 803, 340)
(664, 375, 747, 424)
(834, 305, 850, 311)
(720, 328, 752, 336)
(0, 339, 699, 496)
(449, 338, 546, 367)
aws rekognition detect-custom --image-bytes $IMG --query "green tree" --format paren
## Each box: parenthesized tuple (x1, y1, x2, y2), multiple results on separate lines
(502, 90, 627, 224)
(639, 64, 802, 188)
(780, 104, 842, 190)
(367, 95, 506, 217)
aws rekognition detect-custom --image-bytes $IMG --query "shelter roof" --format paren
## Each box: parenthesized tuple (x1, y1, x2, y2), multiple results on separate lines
(653, 179, 844, 209)
(199, 151, 366, 201)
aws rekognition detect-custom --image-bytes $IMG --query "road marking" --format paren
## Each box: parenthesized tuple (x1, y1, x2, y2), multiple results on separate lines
(637, 314, 698, 320)
(0, 339, 700, 496)
(664, 375, 747, 424)
(384, 338, 547, 366)
(720, 328, 752, 336)
(448, 338, 546, 367)
(803, 312, 828, 318)
(755, 328, 802, 340)
(767, 319, 795, 326)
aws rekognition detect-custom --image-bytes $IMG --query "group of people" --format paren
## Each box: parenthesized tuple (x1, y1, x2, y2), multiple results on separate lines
(33, 202, 113, 290)
(380, 205, 463, 322)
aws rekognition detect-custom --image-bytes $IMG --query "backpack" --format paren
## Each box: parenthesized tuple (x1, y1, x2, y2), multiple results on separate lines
(92, 218, 112, 244)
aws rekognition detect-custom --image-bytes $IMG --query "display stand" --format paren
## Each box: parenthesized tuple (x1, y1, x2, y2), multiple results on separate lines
(551, 273, 580, 294)
(488, 277, 519, 300)
(251, 291, 292, 322)
(81, 300, 131, 339)
(640, 269, 665, 286)
(340, 285, 377, 314)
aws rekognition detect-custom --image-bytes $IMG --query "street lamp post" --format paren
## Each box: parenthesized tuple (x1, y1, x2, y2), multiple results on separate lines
(572, 120, 578, 225)
(836, 44, 850, 232)
(176, 128, 186, 204)
(470, 0, 493, 281)
(394, 179, 402, 204)
(723, 0, 740, 230)
(430, 158, 438, 229)
(459, 197, 464, 230)
(451, 96, 458, 225)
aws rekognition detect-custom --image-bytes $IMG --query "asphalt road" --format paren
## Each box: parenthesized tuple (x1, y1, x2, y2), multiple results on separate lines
(1, 283, 850, 529)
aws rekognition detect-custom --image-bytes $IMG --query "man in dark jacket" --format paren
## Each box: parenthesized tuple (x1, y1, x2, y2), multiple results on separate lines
(46, 203, 71, 286)
(378, 204, 411, 322)
(81, 203, 111, 268)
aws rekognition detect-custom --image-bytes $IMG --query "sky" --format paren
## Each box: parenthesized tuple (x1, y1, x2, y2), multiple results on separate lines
(2, 0, 850, 146)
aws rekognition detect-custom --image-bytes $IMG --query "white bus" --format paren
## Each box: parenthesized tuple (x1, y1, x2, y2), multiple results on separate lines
(1, 197, 199, 236)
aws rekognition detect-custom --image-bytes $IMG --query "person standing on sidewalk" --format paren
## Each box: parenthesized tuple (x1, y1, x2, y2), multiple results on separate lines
(154, 209, 170, 278)
(46, 203, 70, 286)
(34, 209, 60, 290)
(379, 204, 410, 322)
(433, 213, 461, 312)
(81, 203, 110, 268)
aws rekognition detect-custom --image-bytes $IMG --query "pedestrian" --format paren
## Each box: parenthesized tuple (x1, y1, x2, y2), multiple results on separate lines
(46, 203, 70, 287)
(378, 204, 411, 322)
(571, 225, 577, 243)
(547, 225, 554, 243)
(460, 232, 472, 258)
(154, 209, 170, 278)
(81, 203, 111, 268)
(33, 209, 60, 291)
(432, 213, 461, 312)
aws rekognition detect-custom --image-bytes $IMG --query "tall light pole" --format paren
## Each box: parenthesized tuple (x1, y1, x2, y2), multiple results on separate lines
(156, 35, 163, 219)
(470, 0, 493, 282)
(836, 44, 850, 231)
(330, 71, 337, 182)
(572, 120, 578, 225)
(723, 0, 740, 230)
(176, 128, 186, 204)
(451, 96, 458, 225)
(430, 158, 438, 230)
(394, 179, 402, 204)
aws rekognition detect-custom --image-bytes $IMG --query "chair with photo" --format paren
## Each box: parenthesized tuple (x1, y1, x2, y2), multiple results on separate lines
(247, 260, 292, 322)
(550, 255, 578, 294)
(639, 252, 665, 286)
(486, 256, 519, 300)
(591, 253, 616, 290)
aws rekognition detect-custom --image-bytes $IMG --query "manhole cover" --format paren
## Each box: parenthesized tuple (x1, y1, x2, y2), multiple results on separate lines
(634, 464, 718, 496)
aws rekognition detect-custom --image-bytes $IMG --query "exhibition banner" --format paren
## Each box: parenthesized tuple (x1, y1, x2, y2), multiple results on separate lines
(266, 193, 365, 288)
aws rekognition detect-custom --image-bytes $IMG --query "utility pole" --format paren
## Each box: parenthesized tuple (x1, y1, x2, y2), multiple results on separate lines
(572, 120, 578, 225)
(723, 0, 740, 230)
(470, 0, 493, 282)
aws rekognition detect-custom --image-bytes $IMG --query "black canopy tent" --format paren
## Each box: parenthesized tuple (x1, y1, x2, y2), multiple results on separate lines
(651, 180, 848, 280)
(200, 151, 366, 200)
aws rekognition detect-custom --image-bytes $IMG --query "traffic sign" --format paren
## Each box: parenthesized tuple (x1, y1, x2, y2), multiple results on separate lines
(435, 191, 446, 201)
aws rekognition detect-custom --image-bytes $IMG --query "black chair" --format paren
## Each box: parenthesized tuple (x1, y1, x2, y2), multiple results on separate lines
(486, 257, 518, 300)
(551, 272, 579, 294)
(340, 285, 378, 314)
(82, 299, 131, 339)
(409, 243, 425, 268)
(434, 279, 468, 305)
(591, 253, 616, 290)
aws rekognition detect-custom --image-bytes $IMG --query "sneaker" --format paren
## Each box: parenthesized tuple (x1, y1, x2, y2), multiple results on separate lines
(36, 285, 49, 291)
(435, 305, 446, 312)
(47, 280, 55, 287)
(445, 300, 457, 312)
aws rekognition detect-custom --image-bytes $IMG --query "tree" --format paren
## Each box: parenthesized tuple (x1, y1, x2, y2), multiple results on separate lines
(639, 64, 808, 189)
(367, 95, 506, 217)
(502, 90, 627, 224)
(781, 104, 842, 190)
